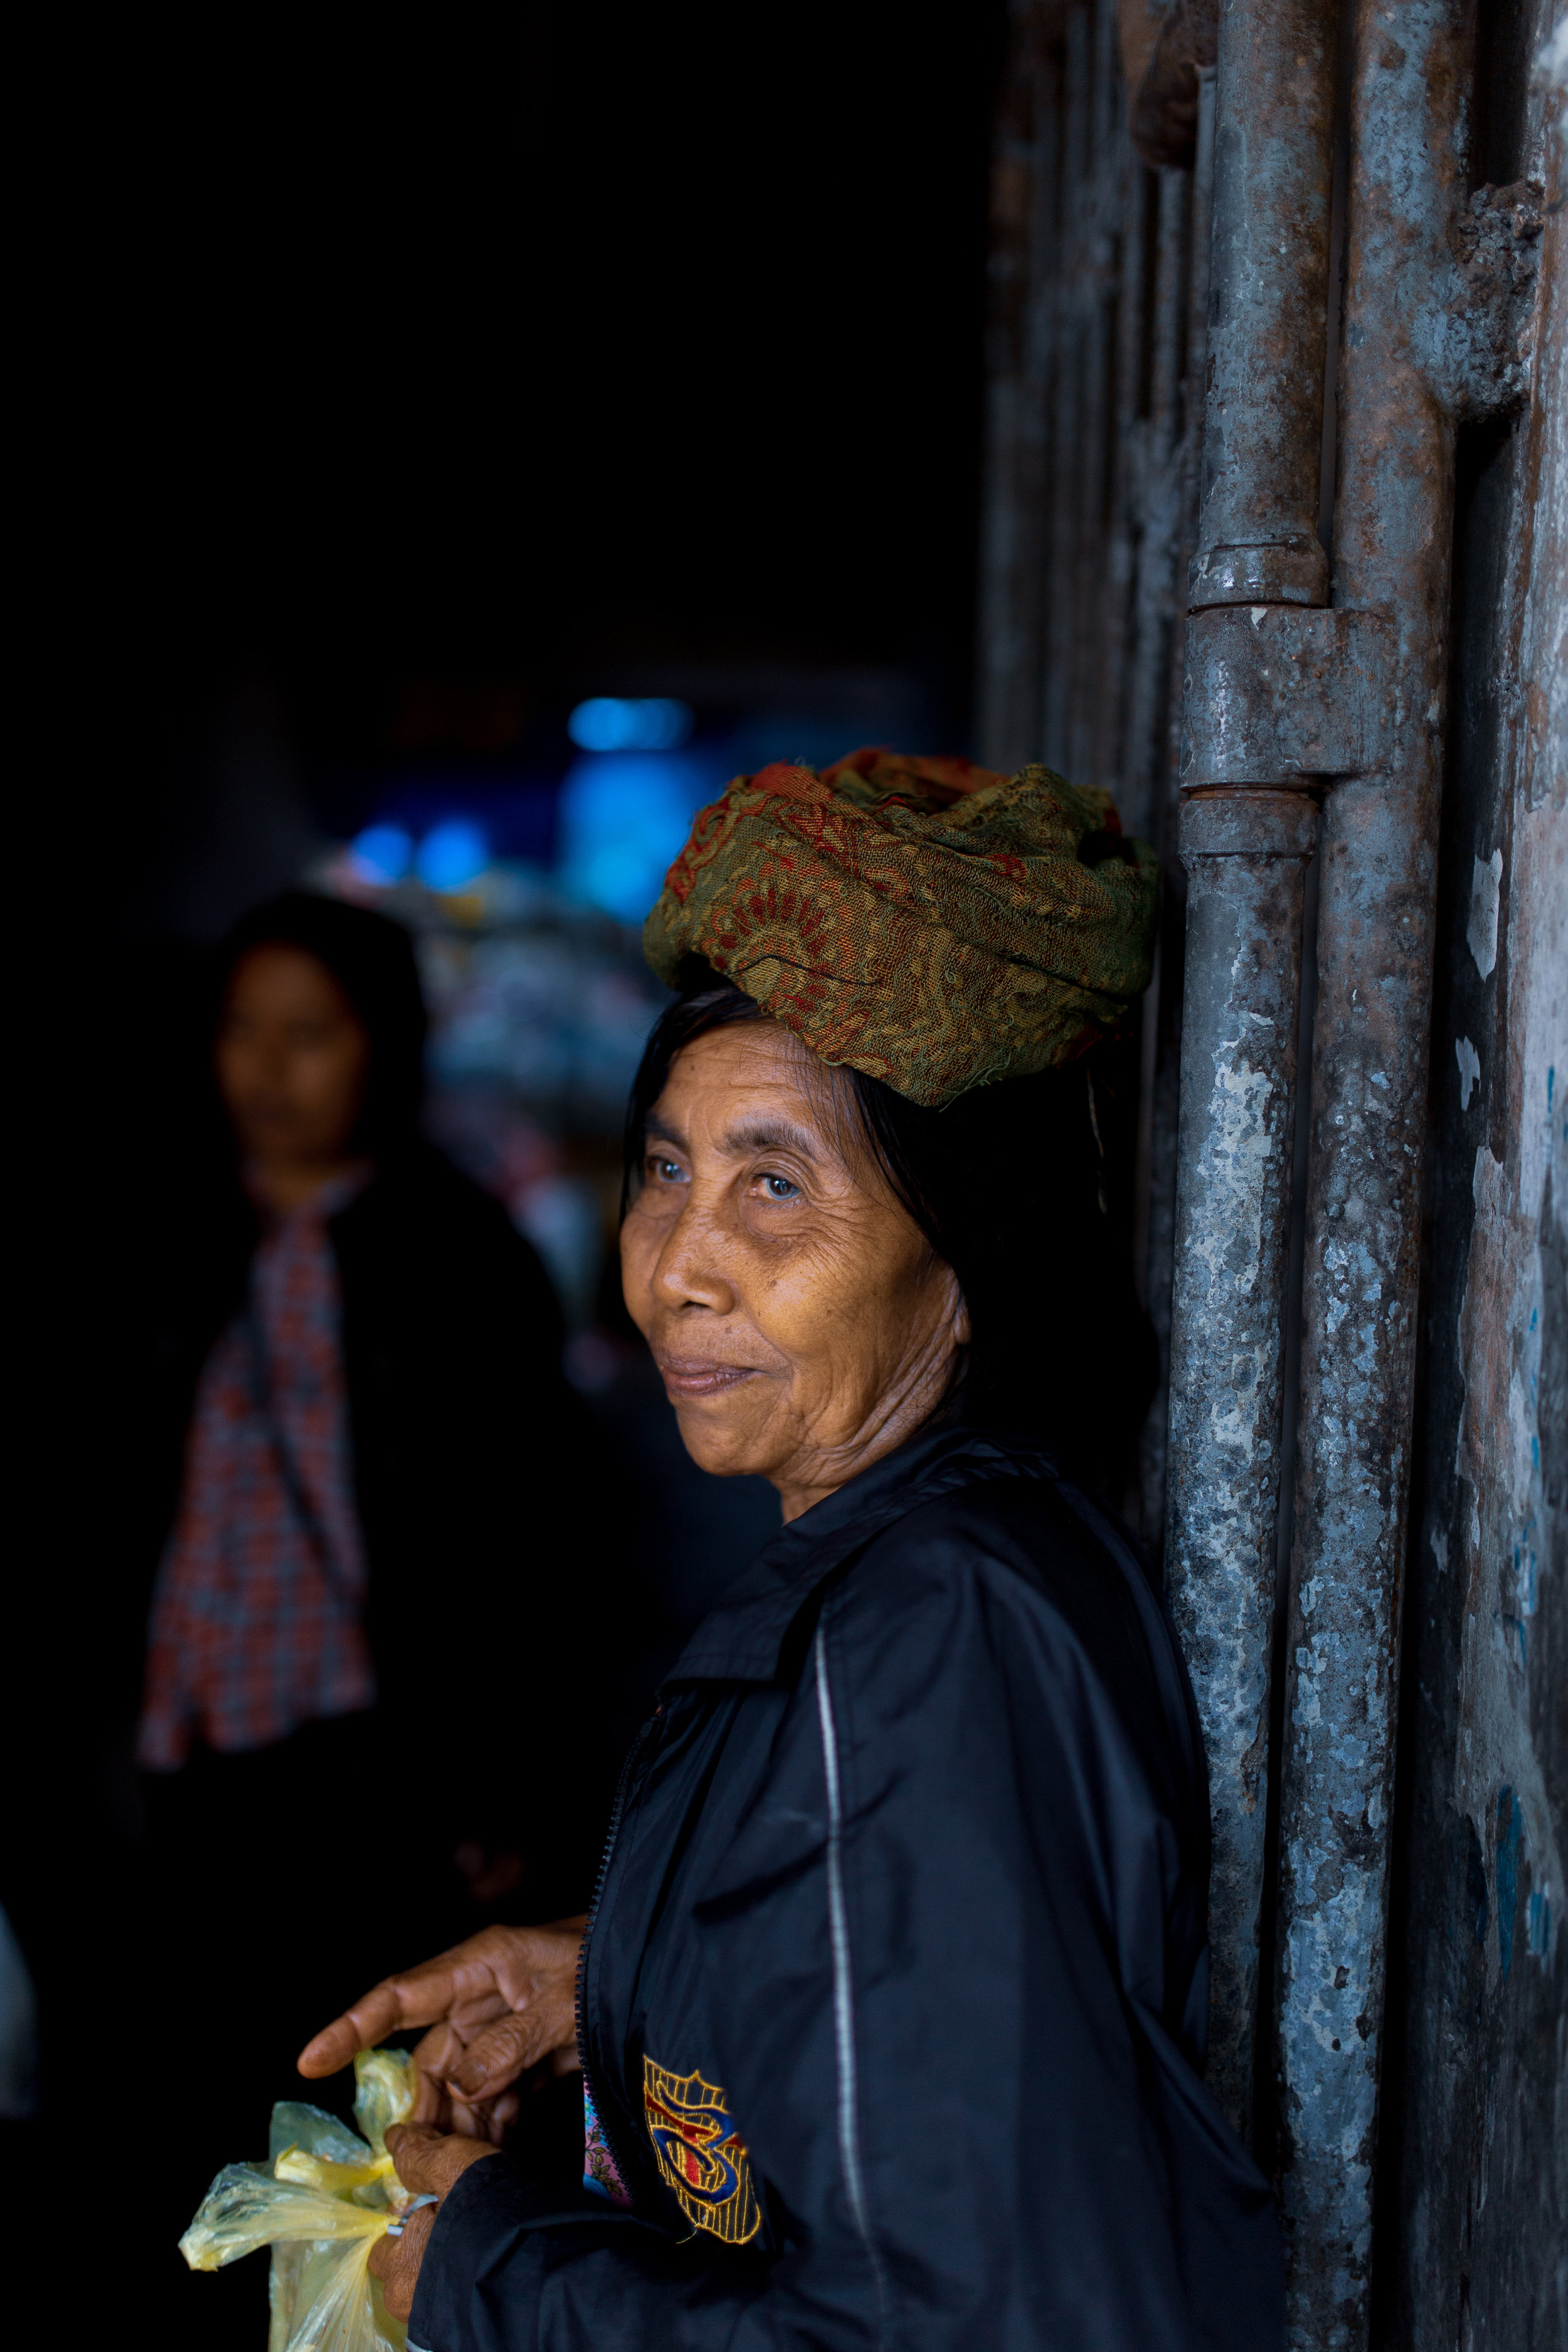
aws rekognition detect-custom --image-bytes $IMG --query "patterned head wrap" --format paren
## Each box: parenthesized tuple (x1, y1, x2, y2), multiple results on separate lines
(643, 748, 1158, 1108)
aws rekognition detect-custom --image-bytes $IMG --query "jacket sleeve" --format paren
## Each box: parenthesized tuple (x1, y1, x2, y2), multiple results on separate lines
(411, 1503, 1281, 2350)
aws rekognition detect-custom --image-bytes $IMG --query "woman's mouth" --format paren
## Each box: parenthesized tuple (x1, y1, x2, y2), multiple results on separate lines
(654, 1355, 760, 1399)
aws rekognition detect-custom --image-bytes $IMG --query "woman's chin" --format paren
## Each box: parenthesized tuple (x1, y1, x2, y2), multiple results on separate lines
(669, 1394, 778, 1484)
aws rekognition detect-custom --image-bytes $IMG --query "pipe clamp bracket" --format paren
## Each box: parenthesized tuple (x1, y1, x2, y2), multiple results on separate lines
(1180, 604, 1395, 787)
(1178, 790, 1319, 862)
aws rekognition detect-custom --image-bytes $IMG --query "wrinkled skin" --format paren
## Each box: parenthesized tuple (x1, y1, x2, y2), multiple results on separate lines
(368, 2125, 497, 2318)
(298, 1917, 586, 2136)
(305, 1017, 969, 2306)
(621, 1021, 966, 1522)
(302, 1920, 586, 2314)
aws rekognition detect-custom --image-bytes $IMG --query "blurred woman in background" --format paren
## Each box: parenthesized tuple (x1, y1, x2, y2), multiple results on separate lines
(125, 893, 614, 2341)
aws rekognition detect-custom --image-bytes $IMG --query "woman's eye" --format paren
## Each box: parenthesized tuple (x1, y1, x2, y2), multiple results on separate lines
(648, 1155, 686, 1185)
(759, 1173, 800, 1202)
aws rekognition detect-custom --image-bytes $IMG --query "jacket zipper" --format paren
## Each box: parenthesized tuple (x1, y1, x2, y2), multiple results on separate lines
(574, 1703, 662, 2202)
(813, 1623, 887, 2336)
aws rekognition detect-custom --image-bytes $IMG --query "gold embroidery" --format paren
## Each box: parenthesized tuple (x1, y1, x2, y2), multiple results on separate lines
(642, 2057, 762, 2244)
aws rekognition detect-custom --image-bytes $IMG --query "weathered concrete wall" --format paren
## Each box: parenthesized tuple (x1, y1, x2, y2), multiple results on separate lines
(1381, 10, 1567, 2345)
(975, 4, 1567, 2337)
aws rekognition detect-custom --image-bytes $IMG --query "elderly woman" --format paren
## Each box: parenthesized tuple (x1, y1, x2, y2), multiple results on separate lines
(300, 753, 1283, 2350)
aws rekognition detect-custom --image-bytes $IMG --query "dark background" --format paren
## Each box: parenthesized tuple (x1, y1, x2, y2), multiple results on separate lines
(16, 0, 1006, 1715)
(8, 0, 1008, 2264)
(33, 0, 1005, 918)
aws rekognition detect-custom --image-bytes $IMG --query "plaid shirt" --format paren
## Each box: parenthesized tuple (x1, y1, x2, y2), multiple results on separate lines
(138, 1176, 376, 1769)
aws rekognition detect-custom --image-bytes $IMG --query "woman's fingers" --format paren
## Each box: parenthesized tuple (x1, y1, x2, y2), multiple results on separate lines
(298, 1971, 470, 2077)
(368, 2203, 435, 2322)
(369, 2131, 503, 2321)
(296, 1922, 588, 2084)
(448, 2095, 511, 2145)
(295, 1927, 524, 2079)
(409, 2079, 451, 2136)
(409, 2068, 453, 2128)
(384, 2122, 501, 2198)
(410, 2032, 451, 2126)
(297, 1987, 412, 2078)
(447, 2004, 573, 2100)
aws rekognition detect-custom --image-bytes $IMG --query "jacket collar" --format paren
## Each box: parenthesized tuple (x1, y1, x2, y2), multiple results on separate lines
(665, 1419, 1061, 1685)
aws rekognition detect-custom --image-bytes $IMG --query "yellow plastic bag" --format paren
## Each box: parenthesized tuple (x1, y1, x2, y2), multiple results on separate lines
(179, 2047, 425, 2352)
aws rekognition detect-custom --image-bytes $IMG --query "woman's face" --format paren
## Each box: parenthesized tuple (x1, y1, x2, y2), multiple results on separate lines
(621, 1020, 967, 1521)
(216, 945, 371, 1187)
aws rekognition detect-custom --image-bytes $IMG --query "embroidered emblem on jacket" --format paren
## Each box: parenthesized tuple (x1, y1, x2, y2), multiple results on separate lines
(642, 2057, 762, 2243)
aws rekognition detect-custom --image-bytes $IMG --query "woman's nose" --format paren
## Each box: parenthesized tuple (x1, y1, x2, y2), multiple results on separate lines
(650, 1192, 738, 1315)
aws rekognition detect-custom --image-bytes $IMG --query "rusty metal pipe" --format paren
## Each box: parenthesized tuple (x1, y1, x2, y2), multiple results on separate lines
(1163, 0, 1337, 2142)
(1274, 1, 1477, 2341)
(1191, 0, 1338, 608)
(1165, 789, 1318, 2131)
(1134, 67, 1214, 1548)
(1119, 166, 1190, 852)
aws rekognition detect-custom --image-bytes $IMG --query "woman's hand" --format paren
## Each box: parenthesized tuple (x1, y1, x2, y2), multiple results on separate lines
(368, 2124, 497, 2321)
(297, 1917, 586, 2140)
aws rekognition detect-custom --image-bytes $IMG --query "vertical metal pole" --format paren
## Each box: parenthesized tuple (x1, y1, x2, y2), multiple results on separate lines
(1100, 124, 1150, 806)
(1164, 0, 1337, 2137)
(1137, 65, 1216, 1552)
(1120, 166, 1189, 852)
(1166, 790, 1320, 2132)
(1274, 3, 1471, 2339)
(1180, 68, 1216, 568)
(1191, 0, 1335, 610)
(1041, 5, 1091, 771)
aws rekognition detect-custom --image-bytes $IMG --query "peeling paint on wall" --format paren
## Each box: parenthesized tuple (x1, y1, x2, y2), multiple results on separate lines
(1383, 6, 1568, 2329)
(971, 1, 1564, 2333)
(1466, 850, 1503, 978)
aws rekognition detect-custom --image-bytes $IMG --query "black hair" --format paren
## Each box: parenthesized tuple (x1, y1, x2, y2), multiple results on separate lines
(215, 891, 428, 1158)
(623, 965, 1157, 1483)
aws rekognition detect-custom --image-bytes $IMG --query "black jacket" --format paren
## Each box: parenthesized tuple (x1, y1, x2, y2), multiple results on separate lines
(410, 1421, 1284, 2351)
(102, 1144, 618, 1873)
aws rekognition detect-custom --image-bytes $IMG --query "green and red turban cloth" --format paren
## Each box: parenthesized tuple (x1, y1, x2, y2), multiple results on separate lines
(643, 748, 1158, 1109)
